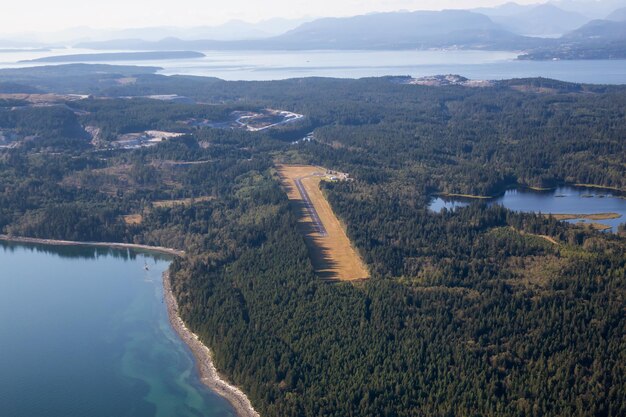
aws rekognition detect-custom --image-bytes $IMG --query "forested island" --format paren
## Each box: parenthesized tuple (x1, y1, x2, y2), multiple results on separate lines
(0, 65, 624, 417)
(22, 51, 205, 63)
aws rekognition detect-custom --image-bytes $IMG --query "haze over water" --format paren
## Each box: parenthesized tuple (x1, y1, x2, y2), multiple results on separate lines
(1, 49, 626, 83)
(0, 242, 236, 417)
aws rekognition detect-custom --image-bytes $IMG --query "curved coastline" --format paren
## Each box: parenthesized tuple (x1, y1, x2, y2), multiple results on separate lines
(0, 234, 260, 417)
(163, 271, 260, 417)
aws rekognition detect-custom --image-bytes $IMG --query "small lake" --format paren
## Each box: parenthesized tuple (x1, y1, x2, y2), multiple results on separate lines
(1, 48, 626, 84)
(430, 186, 626, 232)
(0, 242, 236, 417)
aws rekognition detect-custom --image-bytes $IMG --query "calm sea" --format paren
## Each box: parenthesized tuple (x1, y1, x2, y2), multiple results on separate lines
(0, 242, 236, 417)
(0, 48, 625, 84)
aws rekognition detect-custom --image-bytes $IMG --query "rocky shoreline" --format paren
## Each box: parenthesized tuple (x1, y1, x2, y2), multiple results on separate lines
(163, 271, 260, 417)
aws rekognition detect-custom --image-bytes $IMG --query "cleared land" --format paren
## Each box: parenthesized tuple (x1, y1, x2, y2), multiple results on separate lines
(574, 222, 612, 231)
(574, 183, 625, 193)
(0, 93, 87, 103)
(546, 212, 621, 221)
(277, 165, 369, 282)
(152, 196, 214, 208)
(186, 109, 303, 132)
(121, 196, 214, 225)
(122, 214, 143, 225)
(514, 228, 560, 245)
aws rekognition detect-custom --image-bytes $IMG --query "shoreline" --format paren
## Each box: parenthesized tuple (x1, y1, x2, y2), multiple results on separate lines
(435, 182, 626, 201)
(437, 192, 493, 200)
(545, 212, 621, 221)
(0, 234, 259, 417)
(163, 271, 260, 417)
(0, 235, 185, 257)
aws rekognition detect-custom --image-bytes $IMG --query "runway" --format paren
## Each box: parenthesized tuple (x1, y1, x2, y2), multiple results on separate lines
(295, 175, 328, 236)
(276, 164, 369, 281)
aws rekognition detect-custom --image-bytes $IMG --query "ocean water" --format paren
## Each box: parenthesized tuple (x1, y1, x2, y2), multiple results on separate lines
(0, 48, 625, 84)
(0, 242, 235, 417)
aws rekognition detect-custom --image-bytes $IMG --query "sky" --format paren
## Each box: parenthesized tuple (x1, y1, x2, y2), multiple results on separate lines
(0, 0, 549, 34)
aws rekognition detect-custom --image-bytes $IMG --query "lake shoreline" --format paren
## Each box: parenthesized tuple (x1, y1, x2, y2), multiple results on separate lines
(163, 270, 260, 417)
(431, 185, 626, 232)
(435, 182, 626, 201)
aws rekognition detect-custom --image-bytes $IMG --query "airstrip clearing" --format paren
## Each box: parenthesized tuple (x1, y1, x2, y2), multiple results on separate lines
(277, 164, 369, 282)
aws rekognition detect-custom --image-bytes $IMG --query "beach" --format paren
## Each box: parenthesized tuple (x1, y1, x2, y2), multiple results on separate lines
(163, 271, 260, 417)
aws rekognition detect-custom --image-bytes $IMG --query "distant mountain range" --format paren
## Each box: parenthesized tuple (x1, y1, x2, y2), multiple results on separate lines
(481, 4, 590, 36)
(564, 18, 626, 40)
(5, 2, 626, 61)
(606, 7, 626, 21)
(472, 0, 626, 36)
(76, 10, 547, 51)
(520, 18, 626, 59)
(1, 17, 313, 45)
(268, 10, 541, 49)
(548, 0, 626, 19)
(475, 0, 624, 20)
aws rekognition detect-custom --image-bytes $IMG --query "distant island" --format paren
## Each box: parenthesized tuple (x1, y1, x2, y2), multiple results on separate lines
(21, 51, 205, 63)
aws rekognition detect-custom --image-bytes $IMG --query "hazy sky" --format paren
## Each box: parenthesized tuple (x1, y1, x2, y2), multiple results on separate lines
(1, 0, 549, 34)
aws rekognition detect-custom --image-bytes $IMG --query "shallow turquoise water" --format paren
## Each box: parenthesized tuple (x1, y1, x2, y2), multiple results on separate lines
(0, 242, 236, 417)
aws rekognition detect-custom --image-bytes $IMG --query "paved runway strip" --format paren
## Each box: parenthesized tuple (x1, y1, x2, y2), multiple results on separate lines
(294, 175, 328, 236)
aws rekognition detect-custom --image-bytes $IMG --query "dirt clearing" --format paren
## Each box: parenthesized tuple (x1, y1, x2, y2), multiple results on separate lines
(152, 196, 214, 208)
(122, 214, 143, 225)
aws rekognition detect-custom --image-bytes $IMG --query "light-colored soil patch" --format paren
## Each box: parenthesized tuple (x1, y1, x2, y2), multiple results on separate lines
(547, 212, 621, 221)
(536, 234, 559, 245)
(157, 160, 213, 166)
(233, 109, 303, 132)
(510, 85, 558, 94)
(122, 214, 143, 225)
(111, 131, 185, 149)
(574, 183, 625, 193)
(513, 227, 560, 245)
(277, 165, 369, 282)
(152, 196, 214, 208)
(574, 222, 613, 231)
(525, 185, 555, 191)
(0, 93, 87, 104)
(116, 77, 137, 85)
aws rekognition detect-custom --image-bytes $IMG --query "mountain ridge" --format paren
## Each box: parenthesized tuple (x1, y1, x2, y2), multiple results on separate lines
(76, 10, 546, 51)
